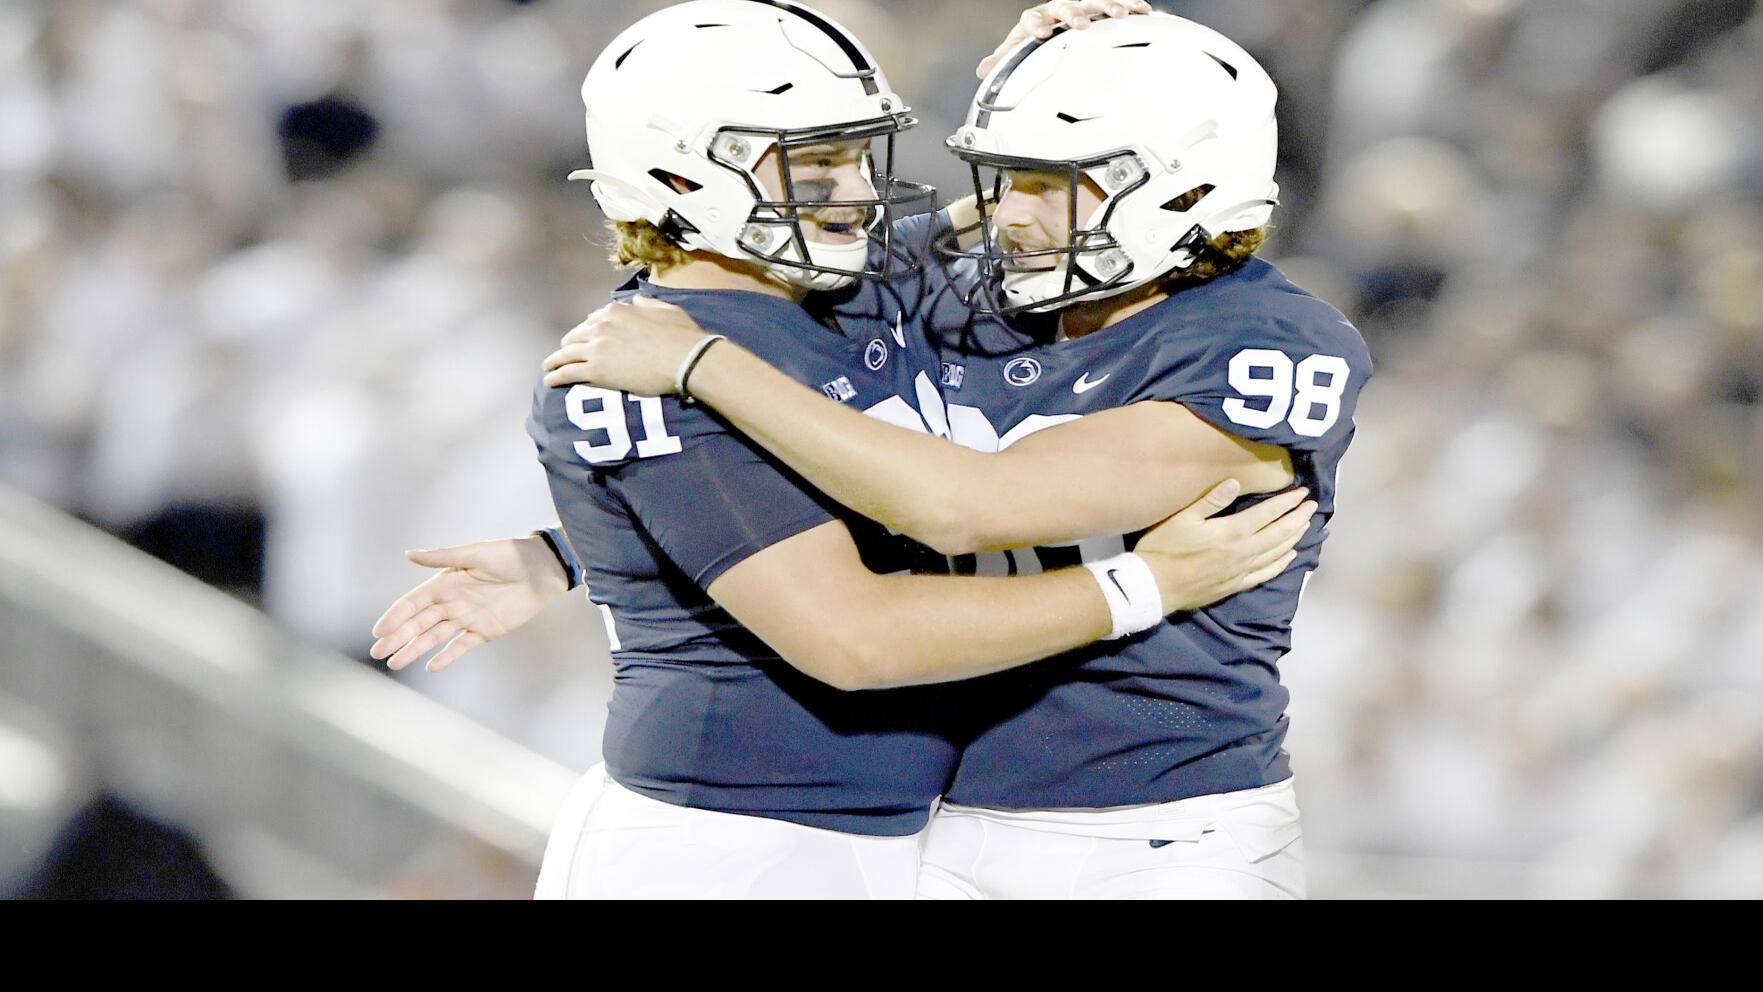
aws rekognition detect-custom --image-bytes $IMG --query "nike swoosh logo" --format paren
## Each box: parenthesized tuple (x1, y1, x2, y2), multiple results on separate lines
(1073, 372, 1109, 394)
(891, 313, 907, 349)
(1105, 568, 1127, 598)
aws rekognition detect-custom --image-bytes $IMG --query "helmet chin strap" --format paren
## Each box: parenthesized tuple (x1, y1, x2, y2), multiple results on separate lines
(1001, 259, 1072, 312)
(1000, 227, 1111, 312)
(760, 232, 870, 292)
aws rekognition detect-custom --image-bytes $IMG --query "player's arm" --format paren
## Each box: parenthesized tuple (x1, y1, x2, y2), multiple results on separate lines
(688, 347, 1291, 553)
(543, 301, 1292, 554)
(707, 480, 1310, 692)
(888, 191, 988, 261)
(601, 419, 1307, 690)
(366, 478, 1310, 679)
(943, 194, 983, 237)
(953, 401, 1294, 551)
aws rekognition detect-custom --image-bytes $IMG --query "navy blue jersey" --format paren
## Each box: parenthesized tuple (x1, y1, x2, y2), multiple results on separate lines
(909, 242, 1372, 809)
(527, 277, 959, 835)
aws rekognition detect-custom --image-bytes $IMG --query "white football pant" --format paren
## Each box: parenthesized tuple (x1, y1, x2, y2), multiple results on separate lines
(533, 764, 923, 899)
(917, 777, 1306, 899)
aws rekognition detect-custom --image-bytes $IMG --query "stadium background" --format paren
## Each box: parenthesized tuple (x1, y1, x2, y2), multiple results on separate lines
(2, 0, 1760, 898)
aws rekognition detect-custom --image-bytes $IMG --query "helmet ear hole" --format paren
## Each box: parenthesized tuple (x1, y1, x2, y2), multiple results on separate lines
(648, 169, 703, 194)
(1160, 184, 1215, 213)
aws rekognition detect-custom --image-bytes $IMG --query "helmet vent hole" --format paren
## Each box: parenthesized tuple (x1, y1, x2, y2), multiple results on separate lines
(1055, 111, 1097, 124)
(693, 23, 729, 29)
(1160, 184, 1215, 212)
(647, 169, 702, 194)
(1205, 52, 1238, 80)
(614, 41, 642, 69)
(1113, 42, 1151, 49)
(762, 82, 794, 95)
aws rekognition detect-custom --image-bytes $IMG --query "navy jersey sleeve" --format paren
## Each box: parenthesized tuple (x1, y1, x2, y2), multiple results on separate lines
(1131, 314, 1372, 454)
(529, 380, 839, 590)
(609, 428, 841, 588)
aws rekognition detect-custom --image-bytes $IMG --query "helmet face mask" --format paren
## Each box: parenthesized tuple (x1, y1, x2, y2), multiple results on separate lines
(710, 116, 935, 290)
(936, 146, 1163, 316)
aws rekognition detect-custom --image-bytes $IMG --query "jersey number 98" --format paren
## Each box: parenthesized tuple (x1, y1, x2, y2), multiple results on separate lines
(1222, 348, 1350, 438)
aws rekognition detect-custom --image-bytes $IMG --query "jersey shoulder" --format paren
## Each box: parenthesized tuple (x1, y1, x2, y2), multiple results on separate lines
(1123, 258, 1372, 451)
(1131, 258, 1369, 373)
(528, 374, 729, 472)
(528, 284, 898, 472)
(655, 286, 852, 379)
(652, 282, 929, 418)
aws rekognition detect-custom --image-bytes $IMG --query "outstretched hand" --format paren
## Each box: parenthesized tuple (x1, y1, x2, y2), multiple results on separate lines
(369, 535, 570, 672)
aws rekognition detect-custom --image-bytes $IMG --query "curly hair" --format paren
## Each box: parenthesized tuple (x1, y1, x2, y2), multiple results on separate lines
(1164, 225, 1269, 286)
(1156, 184, 1269, 286)
(607, 219, 691, 274)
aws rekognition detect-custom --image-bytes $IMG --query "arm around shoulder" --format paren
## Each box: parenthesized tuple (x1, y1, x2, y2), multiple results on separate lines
(932, 399, 1295, 554)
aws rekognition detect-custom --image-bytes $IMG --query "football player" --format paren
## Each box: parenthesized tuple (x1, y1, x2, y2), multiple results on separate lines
(371, 1, 1310, 899)
(540, 11, 1373, 898)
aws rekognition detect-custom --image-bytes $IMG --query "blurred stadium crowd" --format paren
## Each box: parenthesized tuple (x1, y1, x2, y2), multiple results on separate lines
(2, 0, 1760, 896)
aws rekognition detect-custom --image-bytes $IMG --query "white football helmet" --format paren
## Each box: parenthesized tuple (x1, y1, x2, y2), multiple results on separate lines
(571, 0, 933, 292)
(940, 13, 1280, 313)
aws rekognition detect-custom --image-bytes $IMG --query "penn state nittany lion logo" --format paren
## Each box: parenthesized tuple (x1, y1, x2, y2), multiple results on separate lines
(1003, 356, 1042, 386)
(864, 339, 888, 371)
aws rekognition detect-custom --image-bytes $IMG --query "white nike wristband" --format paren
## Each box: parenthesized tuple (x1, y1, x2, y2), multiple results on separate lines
(1083, 553, 1164, 640)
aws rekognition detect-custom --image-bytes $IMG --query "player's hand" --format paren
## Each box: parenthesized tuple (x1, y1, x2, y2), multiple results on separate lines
(1134, 480, 1315, 614)
(977, 0, 1153, 79)
(369, 535, 570, 672)
(543, 296, 707, 396)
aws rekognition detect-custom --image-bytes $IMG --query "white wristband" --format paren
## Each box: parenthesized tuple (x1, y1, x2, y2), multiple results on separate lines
(674, 334, 727, 404)
(1083, 553, 1164, 640)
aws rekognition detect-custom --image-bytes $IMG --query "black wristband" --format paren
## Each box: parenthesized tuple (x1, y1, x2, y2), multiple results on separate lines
(676, 334, 726, 406)
(533, 527, 580, 590)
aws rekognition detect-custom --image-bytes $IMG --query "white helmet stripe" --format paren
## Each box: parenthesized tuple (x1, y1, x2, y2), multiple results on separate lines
(973, 35, 1052, 127)
(749, 0, 880, 93)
